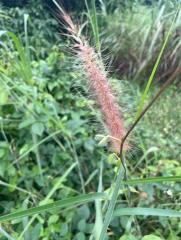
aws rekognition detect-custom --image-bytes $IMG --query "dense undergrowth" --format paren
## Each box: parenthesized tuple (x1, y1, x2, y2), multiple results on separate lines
(100, 1, 181, 81)
(0, 0, 180, 239)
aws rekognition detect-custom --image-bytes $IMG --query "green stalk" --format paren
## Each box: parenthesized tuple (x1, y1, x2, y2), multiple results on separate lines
(32, 133, 44, 185)
(94, 161, 103, 240)
(99, 166, 124, 240)
(136, 5, 180, 119)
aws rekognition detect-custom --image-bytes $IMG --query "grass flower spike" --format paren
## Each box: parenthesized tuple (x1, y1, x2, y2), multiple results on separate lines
(77, 44, 127, 152)
(55, 2, 127, 152)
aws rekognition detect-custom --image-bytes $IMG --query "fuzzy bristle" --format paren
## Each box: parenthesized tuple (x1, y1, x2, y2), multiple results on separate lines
(61, 11, 128, 152)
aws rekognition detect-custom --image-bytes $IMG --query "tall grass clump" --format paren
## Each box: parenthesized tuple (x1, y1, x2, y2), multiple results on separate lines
(101, 1, 181, 81)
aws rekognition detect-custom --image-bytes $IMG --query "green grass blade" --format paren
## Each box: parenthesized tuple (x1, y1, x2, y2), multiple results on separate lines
(24, 14, 31, 63)
(7, 31, 32, 84)
(0, 193, 107, 223)
(0, 227, 15, 240)
(85, 0, 100, 53)
(114, 208, 181, 218)
(94, 161, 103, 240)
(41, 162, 77, 204)
(18, 162, 78, 239)
(16, 130, 62, 162)
(124, 176, 181, 185)
(136, 6, 180, 119)
(91, 0, 100, 52)
(99, 167, 124, 240)
(0, 180, 35, 196)
(18, 216, 36, 240)
(32, 133, 44, 185)
(7, 32, 26, 63)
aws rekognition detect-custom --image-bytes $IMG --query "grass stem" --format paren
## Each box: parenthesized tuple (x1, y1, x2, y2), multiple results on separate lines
(99, 166, 124, 240)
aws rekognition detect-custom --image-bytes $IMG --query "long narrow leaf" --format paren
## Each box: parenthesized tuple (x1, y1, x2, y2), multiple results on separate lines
(7, 31, 32, 84)
(99, 167, 125, 240)
(0, 193, 107, 223)
(136, 6, 180, 118)
(91, 0, 100, 52)
(124, 176, 181, 185)
(114, 208, 181, 218)
(85, 0, 100, 52)
(41, 162, 77, 204)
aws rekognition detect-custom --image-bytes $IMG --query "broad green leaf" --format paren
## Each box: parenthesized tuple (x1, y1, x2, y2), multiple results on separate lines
(48, 215, 59, 225)
(18, 117, 35, 129)
(31, 122, 44, 136)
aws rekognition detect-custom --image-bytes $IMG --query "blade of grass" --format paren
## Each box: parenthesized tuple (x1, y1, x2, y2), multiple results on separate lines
(91, 0, 100, 52)
(136, 5, 180, 119)
(99, 166, 124, 240)
(114, 208, 181, 218)
(24, 14, 30, 62)
(124, 176, 181, 185)
(85, 169, 98, 186)
(0, 227, 16, 240)
(85, 0, 100, 53)
(99, 0, 107, 16)
(67, 139, 86, 193)
(133, 147, 159, 170)
(18, 163, 77, 240)
(32, 133, 44, 185)
(18, 216, 36, 240)
(7, 31, 32, 85)
(41, 162, 77, 204)
(148, 5, 165, 55)
(94, 161, 103, 240)
(22, 200, 30, 240)
(0, 180, 36, 197)
(0, 193, 107, 223)
(15, 130, 62, 162)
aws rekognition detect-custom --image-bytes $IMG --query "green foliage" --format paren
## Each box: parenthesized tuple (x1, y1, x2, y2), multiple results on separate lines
(100, 1, 181, 82)
(142, 235, 162, 240)
(0, 0, 180, 239)
(0, 16, 103, 238)
(0, 0, 59, 57)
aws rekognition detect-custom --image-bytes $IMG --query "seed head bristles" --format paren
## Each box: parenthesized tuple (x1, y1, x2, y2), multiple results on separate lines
(55, 4, 128, 152)
(77, 44, 128, 152)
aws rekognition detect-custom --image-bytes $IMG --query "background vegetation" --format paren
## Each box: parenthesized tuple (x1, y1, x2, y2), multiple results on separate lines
(0, 0, 180, 239)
